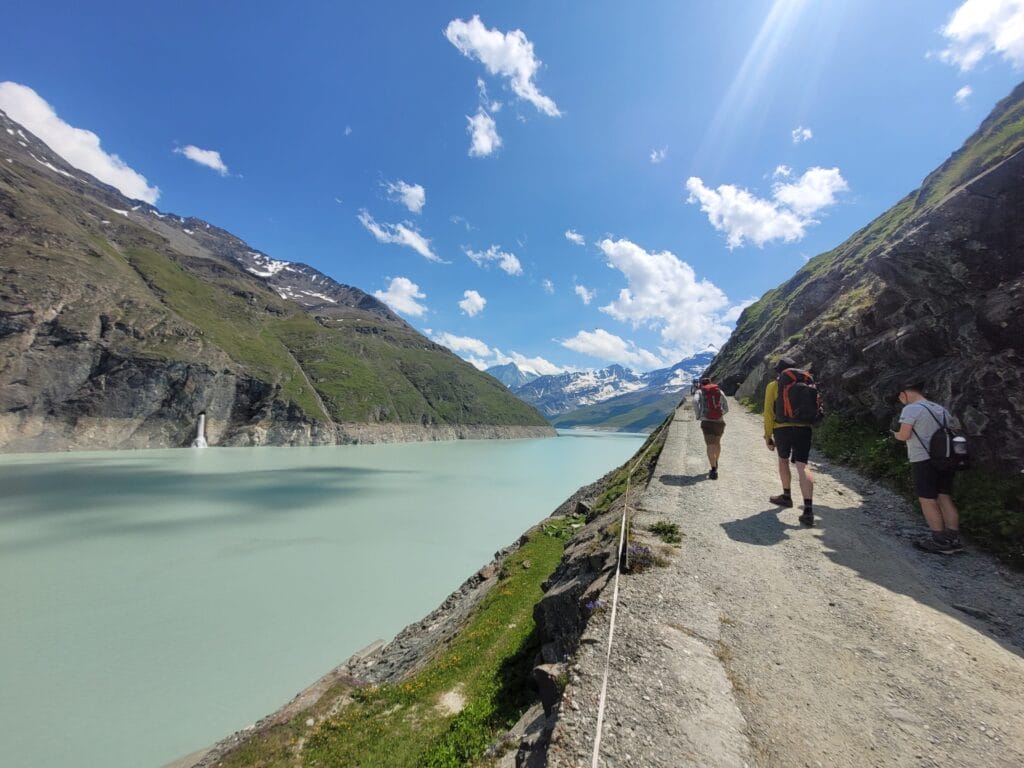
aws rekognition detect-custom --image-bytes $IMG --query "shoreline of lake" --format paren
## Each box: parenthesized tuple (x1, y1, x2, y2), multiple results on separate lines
(0, 418, 556, 454)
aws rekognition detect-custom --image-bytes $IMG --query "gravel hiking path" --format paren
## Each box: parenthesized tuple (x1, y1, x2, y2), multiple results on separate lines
(548, 399, 1024, 768)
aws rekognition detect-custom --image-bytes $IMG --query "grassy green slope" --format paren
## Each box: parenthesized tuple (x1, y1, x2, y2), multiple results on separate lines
(123, 243, 548, 427)
(278, 316, 548, 426)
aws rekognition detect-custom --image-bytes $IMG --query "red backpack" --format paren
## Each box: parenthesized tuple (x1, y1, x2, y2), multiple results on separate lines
(774, 368, 823, 424)
(700, 383, 724, 420)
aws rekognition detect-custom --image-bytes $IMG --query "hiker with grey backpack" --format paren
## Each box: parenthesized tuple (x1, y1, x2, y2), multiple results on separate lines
(893, 382, 970, 554)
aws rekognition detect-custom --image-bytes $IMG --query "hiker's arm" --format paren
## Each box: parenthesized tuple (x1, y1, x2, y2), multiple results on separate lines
(763, 382, 776, 442)
(721, 396, 730, 415)
(894, 405, 914, 442)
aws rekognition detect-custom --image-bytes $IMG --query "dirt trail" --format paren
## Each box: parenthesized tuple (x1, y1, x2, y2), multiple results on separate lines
(548, 399, 1024, 767)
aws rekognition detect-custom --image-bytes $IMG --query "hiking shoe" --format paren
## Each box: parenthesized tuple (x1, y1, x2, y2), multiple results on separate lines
(914, 536, 958, 555)
(709, 467, 718, 480)
(769, 494, 793, 508)
(799, 511, 814, 527)
(945, 534, 964, 552)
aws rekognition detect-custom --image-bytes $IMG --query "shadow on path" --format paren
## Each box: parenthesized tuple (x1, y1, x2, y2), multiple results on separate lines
(721, 507, 802, 547)
(660, 473, 707, 488)
(722, 498, 1024, 660)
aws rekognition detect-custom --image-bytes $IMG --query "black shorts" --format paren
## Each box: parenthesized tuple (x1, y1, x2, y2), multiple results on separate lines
(700, 420, 725, 445)
(911, 460, 955, 500)
(773, 426, 812, 464)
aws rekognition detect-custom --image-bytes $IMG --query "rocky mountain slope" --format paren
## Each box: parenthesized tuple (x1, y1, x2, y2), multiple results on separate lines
(707, 81, 1024, 471)
(0, 110, 551, 452)
(513, 352, 715, 432)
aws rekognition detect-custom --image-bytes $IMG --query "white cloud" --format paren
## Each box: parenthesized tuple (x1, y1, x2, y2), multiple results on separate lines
(383, 179, 426, 213)
(433, 331, 492, 357)
(939, 0, 1024, 70)
(771, 167, 849, 217)
(459, 289, 487, 316)
(492, 349, 566, 376)
(465, 244, 523, 276)
(561, 329, 664, 370)
(722, 297, 758, 324)
(467, 109, 502, 157)
(686, 178, 806, 247)
(773, 164, 792, 178)
(0, 81, 160, 203)
(344, 126, 353, 136)
(650, 147, 668, 163)
(686, 166, 848, 248)
(791, 126, 813, 143)
(374, 277, 428, 317)
(357, 210, 444, 262)
(174, 144, 229, 176)
(955, 84, 974, 104)
(574, 284, 596, 305)
(542, 278, 555, 294)
(564, 229, 585, 246)
(445, 16, 561, 116)
(429, 332, 568, 375)
(597, 238, 734, 359)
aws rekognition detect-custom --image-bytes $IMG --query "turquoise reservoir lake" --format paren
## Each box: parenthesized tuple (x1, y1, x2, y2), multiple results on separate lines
(0, 431, 645, 768)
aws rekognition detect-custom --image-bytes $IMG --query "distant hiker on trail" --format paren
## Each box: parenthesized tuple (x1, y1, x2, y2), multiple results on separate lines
(695, 376, 728, 480)
(764, 357, 821, 526)
(892, 382, 966, 554)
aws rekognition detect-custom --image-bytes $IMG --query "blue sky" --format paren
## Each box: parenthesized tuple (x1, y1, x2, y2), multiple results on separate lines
(2, 0, 1022, 374)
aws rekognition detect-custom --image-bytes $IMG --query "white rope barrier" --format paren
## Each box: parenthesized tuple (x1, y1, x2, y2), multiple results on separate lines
(589, 420, 668, 768)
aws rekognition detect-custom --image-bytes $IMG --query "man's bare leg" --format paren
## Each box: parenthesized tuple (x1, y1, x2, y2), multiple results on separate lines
(778, 456, 791, 489)
(937, 494, 960, 532)
(794, 461, 814, 501)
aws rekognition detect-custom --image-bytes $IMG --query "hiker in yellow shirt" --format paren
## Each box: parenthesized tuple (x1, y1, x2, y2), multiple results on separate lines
(764, 357, 815, 526)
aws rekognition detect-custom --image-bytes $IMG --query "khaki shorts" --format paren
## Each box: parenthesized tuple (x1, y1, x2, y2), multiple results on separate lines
(700, 420, 726, 445)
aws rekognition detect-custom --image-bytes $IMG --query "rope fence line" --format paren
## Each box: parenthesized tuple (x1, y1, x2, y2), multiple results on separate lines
(589, 408, 678, 768)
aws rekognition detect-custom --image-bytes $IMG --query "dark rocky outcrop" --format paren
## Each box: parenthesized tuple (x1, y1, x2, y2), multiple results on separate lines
(708, 81, 1024, 472)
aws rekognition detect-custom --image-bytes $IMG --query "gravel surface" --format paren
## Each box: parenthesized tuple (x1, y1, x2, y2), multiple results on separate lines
(547, 399, 1024, 767)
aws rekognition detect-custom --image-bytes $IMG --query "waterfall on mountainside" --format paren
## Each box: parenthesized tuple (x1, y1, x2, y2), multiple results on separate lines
(191, 412, 208, 448)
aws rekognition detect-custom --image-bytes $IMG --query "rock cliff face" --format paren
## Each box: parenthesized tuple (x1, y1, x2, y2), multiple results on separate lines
(0, 110, 552, 452)
(707, 82, 1024, 471)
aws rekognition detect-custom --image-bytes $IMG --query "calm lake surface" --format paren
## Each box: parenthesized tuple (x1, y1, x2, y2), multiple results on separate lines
(0, 430, 645, 768)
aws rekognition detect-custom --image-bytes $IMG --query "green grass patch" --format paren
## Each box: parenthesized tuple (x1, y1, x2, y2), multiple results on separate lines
(813, 413, 911, 490)
(649, 521, 682, 544)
